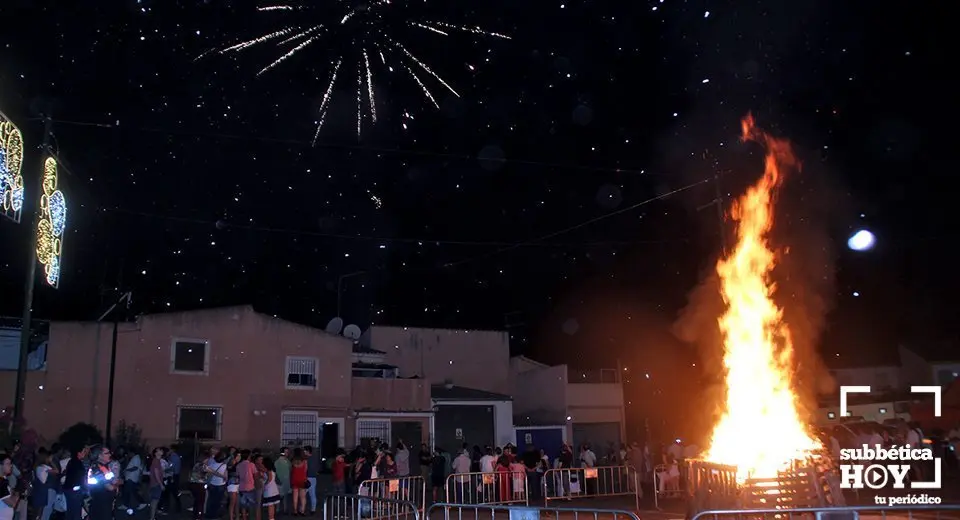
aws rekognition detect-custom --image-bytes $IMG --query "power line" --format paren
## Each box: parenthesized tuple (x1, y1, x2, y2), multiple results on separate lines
(96, 200, 700, 249)
(442, 177, 713, 268)
(39, 117, 661, 176)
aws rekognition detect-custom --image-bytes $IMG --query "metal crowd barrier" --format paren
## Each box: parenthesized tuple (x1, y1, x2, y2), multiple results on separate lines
(445, 471, 530, 505)
(427, 502, 642, 520)
(541, 465, 640, 511)
(357, 476, 427, 513)
(685, 459, 740, 515)
(691, 504, 960, 520)
(653, 463, 684, 508)
(323, 493, 420, 520)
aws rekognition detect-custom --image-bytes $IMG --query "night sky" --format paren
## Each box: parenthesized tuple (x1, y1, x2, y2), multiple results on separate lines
(0, 0, 951, 373)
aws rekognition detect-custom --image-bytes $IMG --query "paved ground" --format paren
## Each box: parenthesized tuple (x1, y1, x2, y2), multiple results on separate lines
(102, 475, 960, 520)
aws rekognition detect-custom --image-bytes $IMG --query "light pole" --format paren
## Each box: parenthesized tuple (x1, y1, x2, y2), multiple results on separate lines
(12, 114, 53, 434)
(99, 291, 132, 447)
(336, 270, 367, 317)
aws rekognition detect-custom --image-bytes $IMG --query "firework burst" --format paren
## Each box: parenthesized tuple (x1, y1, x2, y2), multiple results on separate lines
(205, 1, 510, 142)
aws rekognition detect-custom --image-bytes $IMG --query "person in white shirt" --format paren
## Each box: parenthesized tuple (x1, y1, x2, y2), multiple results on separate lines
(667, 440, 683, 462)
(123, 451, 148, 510)
(479, 448, 496, 473)
(579, 445, 596, 468)
(451, 450, 472, 503)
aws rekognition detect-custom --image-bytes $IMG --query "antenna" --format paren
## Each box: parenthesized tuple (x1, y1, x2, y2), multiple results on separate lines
(325, 317, 344, 335)
(343, 324, 362, 341)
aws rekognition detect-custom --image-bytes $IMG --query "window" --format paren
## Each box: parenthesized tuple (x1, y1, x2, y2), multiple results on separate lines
(357, 419, 391, 447)
(171, 339, 209, 374)
(281, 411, 318, 447)
(177, 406, 222, 441)
(827, 412, 836, 420)
(879, 407, 888, 414)
(286, 357, 318, 389)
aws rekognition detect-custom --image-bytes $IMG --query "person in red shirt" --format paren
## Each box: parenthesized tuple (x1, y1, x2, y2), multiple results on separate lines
(331, 451, 347, 495)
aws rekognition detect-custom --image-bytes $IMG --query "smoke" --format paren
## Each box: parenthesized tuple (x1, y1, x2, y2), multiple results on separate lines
(671, 127, 847, 426)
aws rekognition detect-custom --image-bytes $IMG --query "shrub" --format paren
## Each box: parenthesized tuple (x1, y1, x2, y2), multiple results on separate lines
(58, 422, 104, 452)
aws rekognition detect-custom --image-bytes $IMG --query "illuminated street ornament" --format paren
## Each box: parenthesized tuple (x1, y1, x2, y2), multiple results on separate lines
(847, 229, 875, 251)
(0, 112, 25, 223)
(36, 157, 66, 288)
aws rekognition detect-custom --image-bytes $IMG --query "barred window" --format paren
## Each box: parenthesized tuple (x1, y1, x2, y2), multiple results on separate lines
(286, 356, 318, 389)
(357, 419, 391, 448)
(281, 411, 318, 447)
(177, 406, 222, 441)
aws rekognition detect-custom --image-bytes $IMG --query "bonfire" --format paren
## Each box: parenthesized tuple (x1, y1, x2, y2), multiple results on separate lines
(703, 114, 822, 482)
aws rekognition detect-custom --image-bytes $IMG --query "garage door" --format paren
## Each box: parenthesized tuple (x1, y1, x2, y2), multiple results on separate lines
(572, 422, 621, 455)
(435, 404, 495, 453)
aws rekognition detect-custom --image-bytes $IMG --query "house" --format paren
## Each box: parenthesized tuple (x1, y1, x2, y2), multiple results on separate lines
(899, 344, 960, 387)
(361, 325, 512, 394)
(361, 325, 515, 450)
(510, 356, 625, 459)
(0, 306, 431, 457)
(814, 392, 911, 427)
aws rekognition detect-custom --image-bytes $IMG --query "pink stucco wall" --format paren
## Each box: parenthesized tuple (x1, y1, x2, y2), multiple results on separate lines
(368, 326, 512, 395)
(0, 306, 431, 447)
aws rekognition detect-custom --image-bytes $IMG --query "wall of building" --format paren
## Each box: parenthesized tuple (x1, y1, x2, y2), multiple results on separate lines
(899, 345, 937, 387)
(816, 401, 907, 427)
(510, 356, 567, 425)
(0, 306, 355, 446)
(351, 377, 431, 412)
(829, 366, 902, 390)
(369, 326, 511, 395)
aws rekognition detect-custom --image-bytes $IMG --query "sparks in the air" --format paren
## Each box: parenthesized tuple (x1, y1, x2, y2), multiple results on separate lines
(206, 1, 510, 141)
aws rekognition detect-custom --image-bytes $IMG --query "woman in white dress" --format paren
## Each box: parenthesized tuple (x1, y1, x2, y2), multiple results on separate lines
(259, 458, 281, 520)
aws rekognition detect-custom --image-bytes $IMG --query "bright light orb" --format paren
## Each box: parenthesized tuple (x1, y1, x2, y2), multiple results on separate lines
(847, 229, 876, 251)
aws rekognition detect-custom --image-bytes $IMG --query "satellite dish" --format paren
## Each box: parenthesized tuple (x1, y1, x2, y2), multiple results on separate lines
(343, 324, 362, 340)
(325, 317, 344, 335)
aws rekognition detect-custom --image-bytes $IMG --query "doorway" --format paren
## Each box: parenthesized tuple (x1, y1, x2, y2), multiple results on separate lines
(317, 418, 345, 472)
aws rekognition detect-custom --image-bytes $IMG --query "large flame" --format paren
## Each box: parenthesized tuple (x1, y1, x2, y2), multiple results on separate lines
(704, 114, 821, 481)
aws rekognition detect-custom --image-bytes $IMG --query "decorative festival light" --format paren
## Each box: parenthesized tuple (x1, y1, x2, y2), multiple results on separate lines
(0, 112, 25, 223)
(36, 157, 66, 288)
(204, 1, 510, 140)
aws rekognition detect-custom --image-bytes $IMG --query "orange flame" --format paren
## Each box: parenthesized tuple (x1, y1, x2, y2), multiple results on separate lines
(704, 114, 821, 481)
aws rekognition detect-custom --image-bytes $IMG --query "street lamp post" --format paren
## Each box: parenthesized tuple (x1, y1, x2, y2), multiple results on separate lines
(336, 270, 367, 317)
(99, 291, 132, 447)
(12, 115, 53, 435)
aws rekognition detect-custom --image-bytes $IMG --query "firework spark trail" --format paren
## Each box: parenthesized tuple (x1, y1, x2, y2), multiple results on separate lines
(356, 63, 364, 137)
(278, 26, 322, 46)
(364, 50, 377, 122)
(258, 35, 320, 75)
(392, 40, 460, 97)
(405, 66, 438, 108)
(313, 58, 343, 145)
(421, 20, 511, 39)
(222, 27, 299, 53)
(212, 1, 509, 137)
(409, 22, 448, 36)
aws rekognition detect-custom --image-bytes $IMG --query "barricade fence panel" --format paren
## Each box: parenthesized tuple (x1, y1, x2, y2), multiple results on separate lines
(323, 493, 420, 520)
(542, 465, 640, 511)
(653, 463, 683, 508)
(427, 502, 642, 520)
(357, 476, 427, 512)
(444, 471, 530, 506)
(691, 504, 960, 520)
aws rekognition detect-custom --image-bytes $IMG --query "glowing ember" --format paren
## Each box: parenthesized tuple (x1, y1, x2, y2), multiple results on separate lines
(704, 114, 821, 482)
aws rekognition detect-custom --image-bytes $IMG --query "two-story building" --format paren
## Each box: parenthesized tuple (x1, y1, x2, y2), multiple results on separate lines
(0, 306, 431, 458)
(360, 326, 515, 450)
(510, 356, 625, 459)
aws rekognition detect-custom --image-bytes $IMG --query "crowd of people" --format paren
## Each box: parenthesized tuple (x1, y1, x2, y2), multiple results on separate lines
(0, 437, 664, 520)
